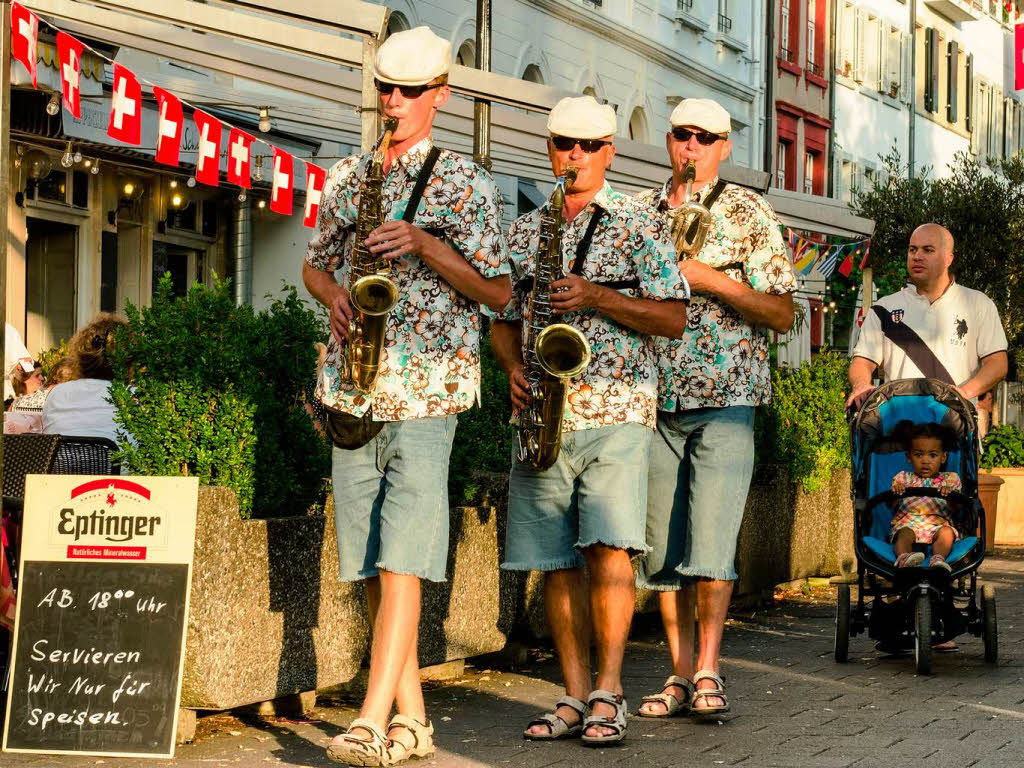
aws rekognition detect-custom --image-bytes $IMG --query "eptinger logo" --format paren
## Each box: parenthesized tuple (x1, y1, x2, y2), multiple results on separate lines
(53, 479, 167, 554)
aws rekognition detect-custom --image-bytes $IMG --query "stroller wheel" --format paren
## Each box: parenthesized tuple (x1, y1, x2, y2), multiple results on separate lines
(834, 584, 850, 663)
(982, 585, 997, 664)
(914, 594, 933, 675)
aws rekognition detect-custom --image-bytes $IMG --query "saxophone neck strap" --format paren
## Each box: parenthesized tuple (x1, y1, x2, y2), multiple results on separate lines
(569, 205, 606, 276)
(683, 178, 727, 243)
(401, 146, 443, 223)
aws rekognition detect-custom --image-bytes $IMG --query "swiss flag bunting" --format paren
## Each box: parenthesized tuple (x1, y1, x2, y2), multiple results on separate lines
(303, 162, 327, 228)
(108, 64, 142, 145)
(1015, 24, 1023, 92)
(227, 129, 255, 188)
(154, 87, 184, 167)
(56, 33, 84, 118)
(271, 148, 294, 215)
(193, 110, 223, 186)
(11, 3, 39, 87)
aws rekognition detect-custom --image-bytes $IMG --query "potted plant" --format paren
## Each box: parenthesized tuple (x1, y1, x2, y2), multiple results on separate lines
(981, 424, 1024, 548)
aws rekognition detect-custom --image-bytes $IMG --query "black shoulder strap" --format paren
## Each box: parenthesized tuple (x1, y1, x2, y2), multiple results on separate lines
(871, 305, 956, 385)
(569, 206, 606, 275)
(684, 178, 727, 244)
(402, 146, 442, 223)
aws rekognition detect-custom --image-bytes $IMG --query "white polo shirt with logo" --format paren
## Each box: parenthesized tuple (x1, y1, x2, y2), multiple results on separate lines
(852, 282, 1007, 387)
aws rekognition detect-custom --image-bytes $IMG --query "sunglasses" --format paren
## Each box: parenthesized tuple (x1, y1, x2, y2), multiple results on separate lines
(671, 127, 726, 145)
(374, 80, 444, 99)
(550, 136, 610, 153)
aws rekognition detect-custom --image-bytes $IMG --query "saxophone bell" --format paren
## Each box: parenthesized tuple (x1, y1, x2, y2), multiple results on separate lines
(671, 160, 713, 258)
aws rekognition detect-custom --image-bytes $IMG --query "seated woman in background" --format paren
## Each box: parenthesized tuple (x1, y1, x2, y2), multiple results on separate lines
(42, 314, 126, 444)
(7, 361, 45, 411)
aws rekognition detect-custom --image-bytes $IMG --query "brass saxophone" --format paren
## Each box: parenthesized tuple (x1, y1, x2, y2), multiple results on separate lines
(517, 167, 592, 471)
(346, 116, 400, 393)
(669, 160, 713, 257)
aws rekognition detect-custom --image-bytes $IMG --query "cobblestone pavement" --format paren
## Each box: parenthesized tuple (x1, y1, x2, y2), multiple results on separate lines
(4, 552, 1023, 768)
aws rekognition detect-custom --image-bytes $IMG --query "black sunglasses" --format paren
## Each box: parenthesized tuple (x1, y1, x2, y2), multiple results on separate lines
(374, 80, 444, 99)
(550, 136, 610, 153)
(671, 127, 726, 145)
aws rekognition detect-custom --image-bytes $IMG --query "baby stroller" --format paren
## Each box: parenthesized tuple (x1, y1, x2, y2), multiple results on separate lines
(834, 378, 997, 674)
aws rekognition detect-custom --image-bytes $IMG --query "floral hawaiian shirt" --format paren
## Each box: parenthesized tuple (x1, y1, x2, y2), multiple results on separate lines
(637, 177, 796, 411)
(305, 137, 509, 421)
(500, 182, 689, 432)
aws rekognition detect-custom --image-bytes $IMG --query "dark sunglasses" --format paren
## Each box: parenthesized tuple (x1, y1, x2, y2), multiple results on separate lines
(550, 136, 610, 153)
(374, 79, 443, 99)
(671, 127, 726, 145)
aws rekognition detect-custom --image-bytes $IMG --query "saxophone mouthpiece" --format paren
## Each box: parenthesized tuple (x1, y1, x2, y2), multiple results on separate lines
(683, 160, 697, 184)
(382, 116, 399, 133)
(563, 167, 579, 185)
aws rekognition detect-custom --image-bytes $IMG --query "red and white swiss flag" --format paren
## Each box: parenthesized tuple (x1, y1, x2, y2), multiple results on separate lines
(11, 3, 39, 87)
(153, 87, 184, 167)
(56, 33, 84, 118)
(1015, 24, 1023, 92)
(193, 110, 223, 186)
(107, 64, 142, 145)
(270, 148, 294, 215)
(226, 129, 255, 189)
(303, 162, 327, 228)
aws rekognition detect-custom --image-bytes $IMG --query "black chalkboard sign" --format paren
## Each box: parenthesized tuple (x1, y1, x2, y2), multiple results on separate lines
(4, 561, 188, 755)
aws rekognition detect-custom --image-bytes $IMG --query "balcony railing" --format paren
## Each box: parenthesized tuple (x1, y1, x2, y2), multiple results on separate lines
(779, 47, 797, 64)
(677, 0, 693, 10)
(718, 14, 732, 33)
(806, 60, 823, 77)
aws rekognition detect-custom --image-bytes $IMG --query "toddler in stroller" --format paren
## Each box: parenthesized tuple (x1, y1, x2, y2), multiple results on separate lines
(890, 421, 961, 572)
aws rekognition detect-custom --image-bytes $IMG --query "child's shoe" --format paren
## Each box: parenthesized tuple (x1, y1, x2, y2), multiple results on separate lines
(928, 554, 951, 572)
(896, 552, 925, 568)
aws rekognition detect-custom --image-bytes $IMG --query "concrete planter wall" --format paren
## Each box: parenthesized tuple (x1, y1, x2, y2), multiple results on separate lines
(181, 487, 504, 711)
(987, 468, 1024, 546)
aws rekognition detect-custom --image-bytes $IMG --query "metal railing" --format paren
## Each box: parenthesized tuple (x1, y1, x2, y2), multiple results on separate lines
(807, 60, 824, 77)
(779, 47, 797, 64)
(718, 14, 732, 33)
(677, 0, 693, 11)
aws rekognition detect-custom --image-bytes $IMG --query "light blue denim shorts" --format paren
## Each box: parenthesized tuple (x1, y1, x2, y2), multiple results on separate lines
(331, 415, 457, 583)
(502, 423, 653, 572)
(637, 406, 754, 589)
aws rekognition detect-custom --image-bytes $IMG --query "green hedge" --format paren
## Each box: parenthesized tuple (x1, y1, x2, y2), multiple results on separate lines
(109, 276, 330, 518)
(756, 350, 851, 492)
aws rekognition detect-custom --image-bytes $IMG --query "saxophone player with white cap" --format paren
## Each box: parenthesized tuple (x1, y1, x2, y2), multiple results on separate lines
(303, 25, 510, 766)
(492, 95, 689, 747)
(634, 98, 796, 719)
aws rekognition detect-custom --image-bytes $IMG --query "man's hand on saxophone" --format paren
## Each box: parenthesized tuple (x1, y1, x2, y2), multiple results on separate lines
(365, 219, 436, 261)
(549, 274, 605, 313)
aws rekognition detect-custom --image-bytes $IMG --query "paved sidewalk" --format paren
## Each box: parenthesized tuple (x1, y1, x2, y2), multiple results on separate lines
(4, 552, 1023, 768)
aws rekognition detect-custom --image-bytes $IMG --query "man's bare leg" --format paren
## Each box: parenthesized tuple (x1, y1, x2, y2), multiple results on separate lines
(693, 578, 732, 710)
(526, 568, 592, 736)
(638, 584, 697, 715)
(582, 545, 635, 738)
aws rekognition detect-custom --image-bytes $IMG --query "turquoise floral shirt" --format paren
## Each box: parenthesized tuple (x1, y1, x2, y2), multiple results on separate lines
(637, 178, 796, 411)
(500, 183, 689, 431)
(305, 138, 509, 421)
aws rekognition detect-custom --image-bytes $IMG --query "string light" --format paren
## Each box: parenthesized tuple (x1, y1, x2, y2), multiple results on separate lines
(73, 149, 83, 164)
(14, 146, 24, 169)
(187, 177, 197, 188)
(258, 107, 271, 133)
(254, 155, 264, 181)
(257, 199, 266, 209)
(238, 189, 247, 202)
(91, 158, 100, 175)
(46, 94, 60, 116)
(60, 141, 74, 168)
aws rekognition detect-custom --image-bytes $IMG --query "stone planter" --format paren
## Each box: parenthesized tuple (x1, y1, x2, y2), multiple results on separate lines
(985, 468, 1024, 547)
(181, 487, 505, 712)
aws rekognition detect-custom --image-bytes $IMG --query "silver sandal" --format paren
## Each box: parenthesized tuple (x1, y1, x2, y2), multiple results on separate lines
(385, 714, 434, 764)
(327, 718, 390, 766)
(523, 694, 586, 740)
(691, 669, 730, 717)
(581, 689, 627, 747)
(638, 675, 694, 718)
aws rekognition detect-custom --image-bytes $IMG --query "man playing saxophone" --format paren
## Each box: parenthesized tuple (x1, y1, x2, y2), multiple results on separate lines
(634, 98, 795, 720)
(492, 96, 689, 747)
(302, 26, 510, 767)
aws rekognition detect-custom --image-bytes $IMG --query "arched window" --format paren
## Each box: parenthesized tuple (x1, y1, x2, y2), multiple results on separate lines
(456, 39, 476, 68)
(386, 12, 410, 38)
(628, 107, 648, 142)
(521, 64, 545, 84)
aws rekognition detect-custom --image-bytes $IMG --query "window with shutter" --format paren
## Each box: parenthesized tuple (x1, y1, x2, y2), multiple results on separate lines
(901, 32, 912, 104)
(804, 153, 814, 195)
(839, 3, 855, 78)
(781, 0, 790, 58)
(886, 27, 901, 98)
(947, 41, 959, 124)
(807, 1, 816, 68)
(854, 9, 865, 82)
(965, 54, 974, 133)
(864, 15, 879, 89)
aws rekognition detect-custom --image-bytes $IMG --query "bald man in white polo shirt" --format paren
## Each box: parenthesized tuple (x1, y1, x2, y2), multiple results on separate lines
(847, 223, 1008, 409)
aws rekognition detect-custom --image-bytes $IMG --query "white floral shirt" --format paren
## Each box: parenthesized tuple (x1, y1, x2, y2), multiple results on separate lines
(306, 138, 509, 421)
(637, 178, 796, 411)
(500, 183, 689, 431)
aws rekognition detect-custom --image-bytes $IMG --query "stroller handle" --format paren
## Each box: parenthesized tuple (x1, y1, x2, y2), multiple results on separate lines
(867, 486, 972, 510)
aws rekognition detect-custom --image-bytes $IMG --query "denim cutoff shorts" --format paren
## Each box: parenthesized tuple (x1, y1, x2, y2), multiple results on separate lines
(331, 415, 457, 583)
(637, 406, 754, 589)
(502, 422, 653, 572)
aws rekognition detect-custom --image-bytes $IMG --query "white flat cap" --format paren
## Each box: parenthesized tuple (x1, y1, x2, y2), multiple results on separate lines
(547, 96, 617, 140)
(670, 98, 731, 134)
(374, 26, 451, 86)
